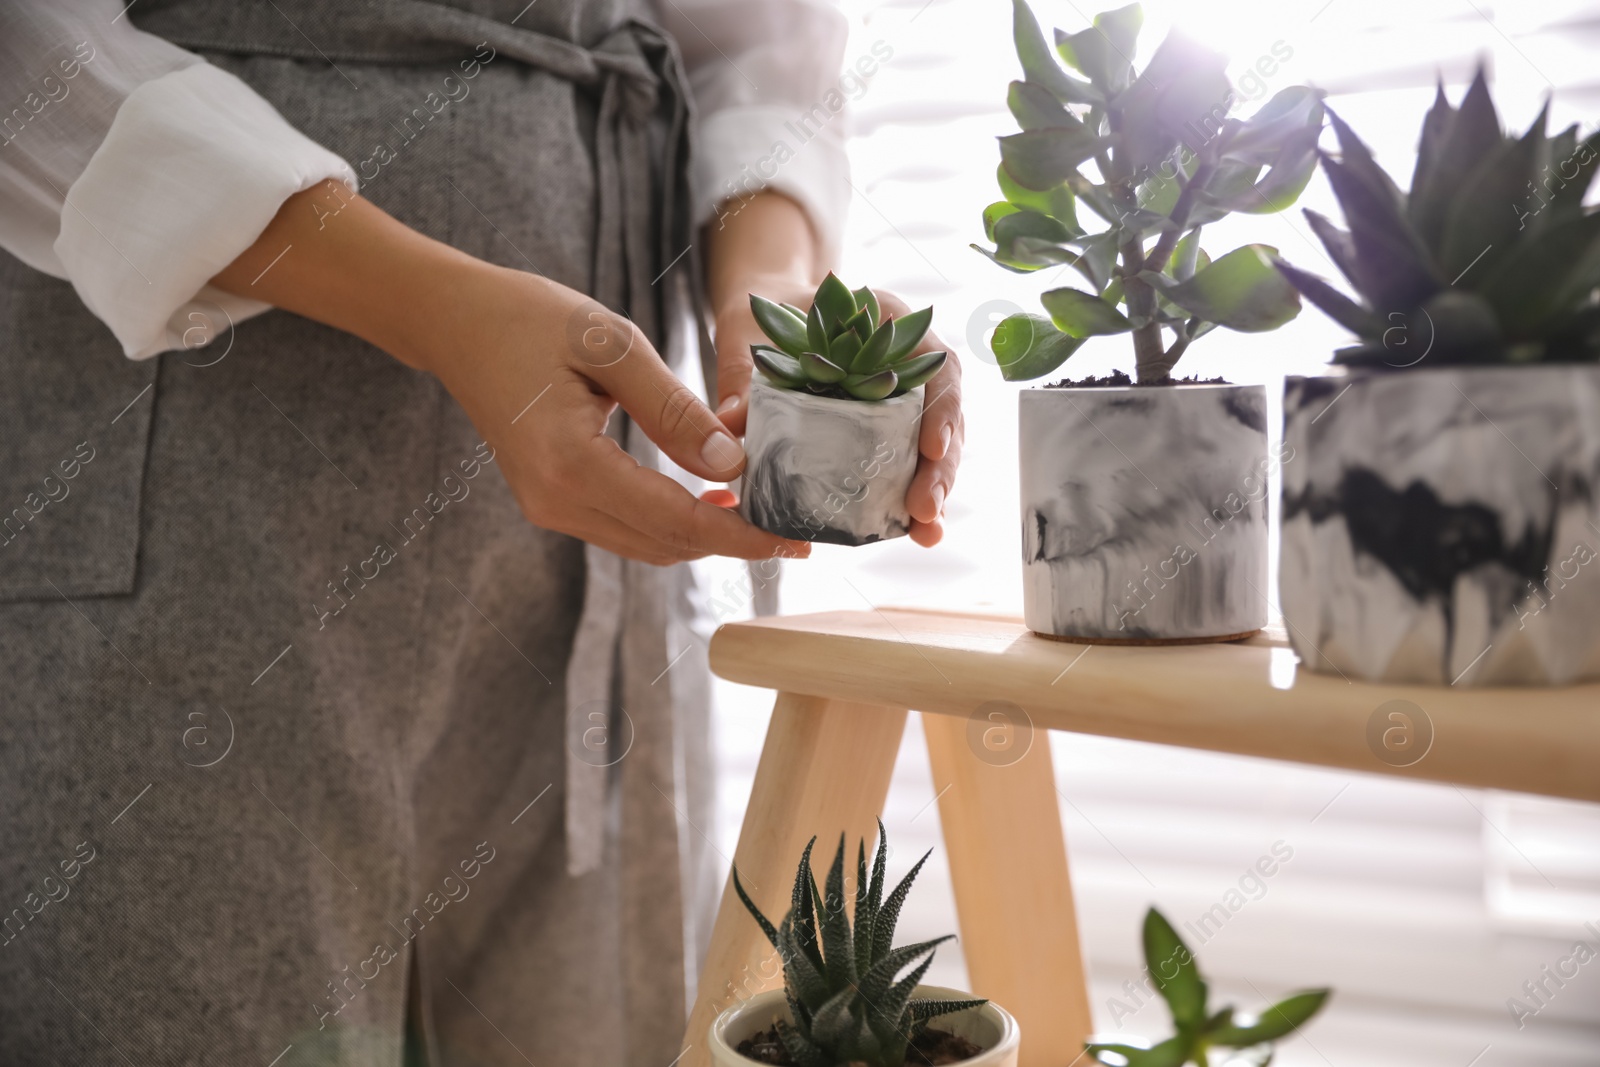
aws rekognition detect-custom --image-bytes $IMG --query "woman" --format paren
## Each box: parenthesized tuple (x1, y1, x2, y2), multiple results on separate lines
(0, 0, 962, 1064)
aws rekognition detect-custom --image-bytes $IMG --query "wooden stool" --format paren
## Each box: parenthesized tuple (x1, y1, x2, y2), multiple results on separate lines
(679, 609, 1600, 1067)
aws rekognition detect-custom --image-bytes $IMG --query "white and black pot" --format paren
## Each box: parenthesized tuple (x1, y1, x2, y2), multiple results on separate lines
(740, 376, 922, 546)
(709, 984, 1020, 1067)
(1281, 365, 1600, 686)
(1019, 383, 1272, 642)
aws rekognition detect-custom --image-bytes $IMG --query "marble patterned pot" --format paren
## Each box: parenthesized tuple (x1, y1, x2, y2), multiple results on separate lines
(1281, 366, 1600, 686)
(1020, 383, 1272, 641)
(709, 984, 1020, 1067)
(740, 376, 922, 546)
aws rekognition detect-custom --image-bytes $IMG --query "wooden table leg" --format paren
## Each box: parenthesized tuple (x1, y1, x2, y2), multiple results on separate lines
(923, 713, 1092, 1067)
(682, 692, 909, 1067)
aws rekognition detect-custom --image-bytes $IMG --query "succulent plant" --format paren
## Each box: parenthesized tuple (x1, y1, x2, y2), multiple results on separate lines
(750, 273, 947, 401)
(732, 822, 984, 1067)
(1089, 908, 1330, 1067)
(1274, 69, 1600, 366)
(978, 0, 1324, 384)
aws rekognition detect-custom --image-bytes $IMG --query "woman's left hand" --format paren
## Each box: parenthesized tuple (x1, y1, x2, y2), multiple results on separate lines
(703, 191, 964, 548)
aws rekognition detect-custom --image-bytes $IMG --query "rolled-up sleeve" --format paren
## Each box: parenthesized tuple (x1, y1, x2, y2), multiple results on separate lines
(0, 1, 356, 359)
(656, 0, 852, 263)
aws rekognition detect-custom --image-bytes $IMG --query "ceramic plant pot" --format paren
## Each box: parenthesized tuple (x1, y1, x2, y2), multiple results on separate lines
(709, 984, 1020, 1067)
(1281, 365, 1600, 685)
(740, 376, 922, 546)
(1019, 383, 1273, 642)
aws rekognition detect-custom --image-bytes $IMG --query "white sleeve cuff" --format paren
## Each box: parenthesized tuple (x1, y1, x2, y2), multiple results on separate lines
(692, 104, 852, 268)
(55, 63, 357, 360)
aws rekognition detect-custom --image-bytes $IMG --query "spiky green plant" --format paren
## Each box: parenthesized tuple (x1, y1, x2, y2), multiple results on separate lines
(978, 0, 1324, 384)
(1088, 908, 1330, 1067)
(1273, 69, 1600, 366)
(732, 823, 984, 1067)
(750, 273, 947, 401)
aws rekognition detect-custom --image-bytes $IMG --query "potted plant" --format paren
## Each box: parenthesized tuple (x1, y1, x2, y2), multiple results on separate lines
(1273, 71, 1600, 685)
(741, 275, 947, 546)
(977, 0, 1322, 642)
(1088, 908, 1330, 1066)
(711, 823, 1020, 1067)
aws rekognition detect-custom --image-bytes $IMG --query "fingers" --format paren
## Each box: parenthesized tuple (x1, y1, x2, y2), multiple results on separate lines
(908, 419, 963, 526)
(909, 517, 945, 548)
(572, 506, 710, 567)
(580, 313, 747, 483)
(906, 340, 964, 527)
(877, 285, 964, 467)
(586, 433, 812, 561)
(713, 312, 758, 438)
(497, 378, 785, 565)
(916, 331, 963, 463)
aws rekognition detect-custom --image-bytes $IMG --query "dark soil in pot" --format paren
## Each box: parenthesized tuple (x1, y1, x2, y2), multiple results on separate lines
(1042, 371, 1231, 388)
(734, 1026, 984, 1066)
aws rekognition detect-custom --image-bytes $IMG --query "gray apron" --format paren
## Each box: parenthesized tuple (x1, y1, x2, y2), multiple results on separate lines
(0, 1, 720, 1063)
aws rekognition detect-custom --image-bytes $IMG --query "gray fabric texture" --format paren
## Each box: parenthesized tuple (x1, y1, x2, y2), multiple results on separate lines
(0, 1, 718, 1064)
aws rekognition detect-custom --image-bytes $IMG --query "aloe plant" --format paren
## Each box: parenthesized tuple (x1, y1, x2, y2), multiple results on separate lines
(732, 823, 983, 1067)
(1089, 908, 1330, 1067)
(978, 0, 1323, 384)
(1274, 69, 1600, 366)
(750, 274, 947, 401)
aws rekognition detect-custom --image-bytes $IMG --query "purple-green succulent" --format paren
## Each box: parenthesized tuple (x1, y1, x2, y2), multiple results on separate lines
(751, 273, 947, 401)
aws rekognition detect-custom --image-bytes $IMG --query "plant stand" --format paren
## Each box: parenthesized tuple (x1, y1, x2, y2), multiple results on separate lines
(680, 609, 1600, 1067)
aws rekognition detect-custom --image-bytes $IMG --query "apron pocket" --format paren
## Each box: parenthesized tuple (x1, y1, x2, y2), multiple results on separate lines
(0, 257, 158, 601)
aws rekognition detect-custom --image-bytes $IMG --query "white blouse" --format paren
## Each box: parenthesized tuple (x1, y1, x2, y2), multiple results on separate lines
(0, 1, 850, 359)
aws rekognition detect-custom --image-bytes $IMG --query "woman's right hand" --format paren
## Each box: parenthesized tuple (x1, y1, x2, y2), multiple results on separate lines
(212, 185, 810, 565)
(428, 266, 812, 565)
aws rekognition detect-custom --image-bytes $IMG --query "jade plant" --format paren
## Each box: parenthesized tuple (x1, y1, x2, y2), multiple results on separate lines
(733, 823, 983, 1067)
(750, 274, 947, 400)
(1274, 69, 1600, 366)
(1089, 908, 1329, 1067)
(978, 0, 1324, 383)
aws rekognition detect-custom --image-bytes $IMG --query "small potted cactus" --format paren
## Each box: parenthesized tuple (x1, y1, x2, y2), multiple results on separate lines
(1088, 908, 1330, 1066)
(741, 274, 947, 545)
(710, 823, 1019, 1067)
(1273, 71, 1600, 685)
(976, 0, 1322, 643)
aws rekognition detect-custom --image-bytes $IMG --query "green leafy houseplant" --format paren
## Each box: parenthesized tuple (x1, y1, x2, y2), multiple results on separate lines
(750, 273, 947, 401)
(732, 824, 985, 1067)
(979, 0, 1324, 383)
(1273, 69, 1600, 366)
(1089, 908, 1330, 1067)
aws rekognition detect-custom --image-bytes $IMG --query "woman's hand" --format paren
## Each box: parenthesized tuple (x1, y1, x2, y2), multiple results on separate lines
(426, 267, 814, 565)
(213, 185, 810, 566)
(703, 192, 964, 547)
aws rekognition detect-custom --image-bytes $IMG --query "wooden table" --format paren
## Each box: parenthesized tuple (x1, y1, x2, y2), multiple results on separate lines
(681, 608, 1600, 1067)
